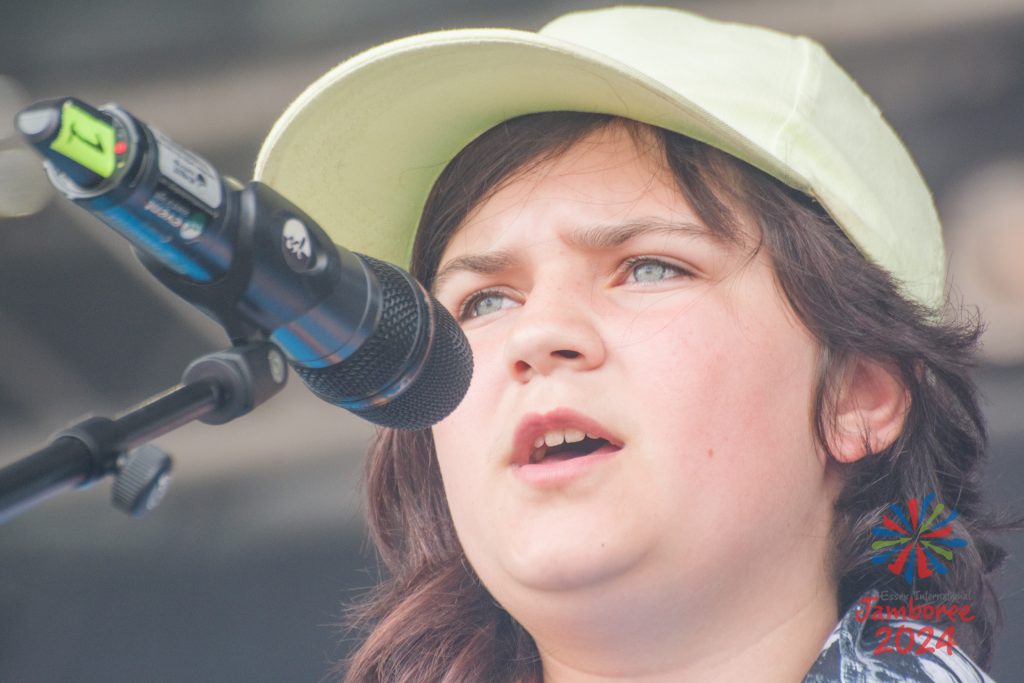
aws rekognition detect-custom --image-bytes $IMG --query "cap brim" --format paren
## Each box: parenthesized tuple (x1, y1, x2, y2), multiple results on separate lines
(255, 28, 805, 269)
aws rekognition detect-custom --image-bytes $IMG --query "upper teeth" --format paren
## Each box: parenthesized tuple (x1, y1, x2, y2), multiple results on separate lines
(533, 429, 598, 449)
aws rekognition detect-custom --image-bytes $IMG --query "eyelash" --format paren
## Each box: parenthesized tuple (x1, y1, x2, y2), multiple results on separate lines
(456, 257, 690, 321)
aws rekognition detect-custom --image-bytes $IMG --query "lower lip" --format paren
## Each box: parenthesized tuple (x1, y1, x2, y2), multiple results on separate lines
(512, 444, 621, 487)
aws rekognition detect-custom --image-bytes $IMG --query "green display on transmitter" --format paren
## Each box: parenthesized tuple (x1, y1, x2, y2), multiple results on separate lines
(49, 101, 116, 178)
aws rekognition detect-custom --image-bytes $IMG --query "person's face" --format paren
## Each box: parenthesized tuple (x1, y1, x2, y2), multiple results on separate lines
(430, 125, 835, 628)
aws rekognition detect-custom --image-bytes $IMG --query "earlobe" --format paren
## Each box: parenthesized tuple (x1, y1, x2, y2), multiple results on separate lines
(830, 358, 910, 463)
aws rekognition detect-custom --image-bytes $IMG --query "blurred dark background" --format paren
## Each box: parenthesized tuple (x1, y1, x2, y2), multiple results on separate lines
(1, 1, 1022, 681)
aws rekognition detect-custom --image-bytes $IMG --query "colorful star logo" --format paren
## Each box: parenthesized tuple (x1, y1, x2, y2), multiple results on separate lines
(871, 493, 967, 584)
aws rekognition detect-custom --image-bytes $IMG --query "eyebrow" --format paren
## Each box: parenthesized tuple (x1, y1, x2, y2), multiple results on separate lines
(569, 219, 710, 249)
(432, 219, 712, 293)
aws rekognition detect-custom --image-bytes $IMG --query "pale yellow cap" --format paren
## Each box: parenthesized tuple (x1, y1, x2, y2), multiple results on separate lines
(256, 6, 945, 308)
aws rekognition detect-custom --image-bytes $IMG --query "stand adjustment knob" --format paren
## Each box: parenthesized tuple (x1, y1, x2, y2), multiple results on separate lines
(112, 444, 173, 517)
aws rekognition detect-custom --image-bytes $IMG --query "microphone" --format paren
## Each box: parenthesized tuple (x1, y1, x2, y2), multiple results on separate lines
(15, 97, 472, 430)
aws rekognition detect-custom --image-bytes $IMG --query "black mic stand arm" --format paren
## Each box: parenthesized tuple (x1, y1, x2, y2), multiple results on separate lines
(0, 342, 287, 523)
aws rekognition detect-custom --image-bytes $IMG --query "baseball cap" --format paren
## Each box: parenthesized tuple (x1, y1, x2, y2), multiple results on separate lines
(255, 5, 945, 308)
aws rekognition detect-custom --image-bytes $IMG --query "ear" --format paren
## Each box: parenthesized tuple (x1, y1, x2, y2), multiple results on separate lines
(829, 357, 910, 463)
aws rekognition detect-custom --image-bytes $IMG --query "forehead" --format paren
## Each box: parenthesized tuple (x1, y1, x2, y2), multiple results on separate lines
(433, 124, 753, 282)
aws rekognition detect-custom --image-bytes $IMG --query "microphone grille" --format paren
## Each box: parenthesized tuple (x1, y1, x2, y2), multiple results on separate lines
(293, 255, 472, 430)
(348, 295, 472, 430)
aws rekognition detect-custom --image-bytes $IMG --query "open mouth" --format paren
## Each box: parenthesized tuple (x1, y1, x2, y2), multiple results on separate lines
(529, 436, 612, 464)
(513, 408, 623, 471)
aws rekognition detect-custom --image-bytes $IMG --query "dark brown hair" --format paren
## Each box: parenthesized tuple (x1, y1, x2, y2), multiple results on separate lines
(339, 112, 1008, 681)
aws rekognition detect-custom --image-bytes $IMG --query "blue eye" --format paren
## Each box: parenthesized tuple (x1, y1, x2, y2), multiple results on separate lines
(459, 289, 514, 320)
(456, 258, 687, 321)
(624, 257, 685, 284)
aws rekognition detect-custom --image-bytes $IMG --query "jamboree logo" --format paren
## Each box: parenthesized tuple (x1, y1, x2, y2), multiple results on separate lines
(862, 493, 972, 657)
(870, 492, 967, 584)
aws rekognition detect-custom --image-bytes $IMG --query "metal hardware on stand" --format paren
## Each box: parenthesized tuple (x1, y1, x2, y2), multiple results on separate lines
(0, 342, 288, 523)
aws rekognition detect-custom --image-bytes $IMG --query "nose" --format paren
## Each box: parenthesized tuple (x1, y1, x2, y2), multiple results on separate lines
(503, 286, 607, 382)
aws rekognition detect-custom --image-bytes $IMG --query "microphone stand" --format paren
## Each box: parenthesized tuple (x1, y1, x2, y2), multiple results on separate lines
(0, 341, 287, 523)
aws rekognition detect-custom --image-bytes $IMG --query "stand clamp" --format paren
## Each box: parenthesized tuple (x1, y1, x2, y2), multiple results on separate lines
(0, 342, 287, 523)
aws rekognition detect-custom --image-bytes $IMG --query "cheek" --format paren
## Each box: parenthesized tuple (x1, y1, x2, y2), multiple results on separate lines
(629, 313, 824, 558)
(633, 294, 819, 470)
(430, 423, 482, 558)
(429, 371, 503, 534)
(432, 409, 481, 492)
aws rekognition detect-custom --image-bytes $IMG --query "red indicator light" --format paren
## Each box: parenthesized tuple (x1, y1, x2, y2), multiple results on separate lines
(114, 140, 128, 155)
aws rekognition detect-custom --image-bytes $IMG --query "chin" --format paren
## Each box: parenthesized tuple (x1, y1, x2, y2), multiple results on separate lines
(481, 533, 649, 598)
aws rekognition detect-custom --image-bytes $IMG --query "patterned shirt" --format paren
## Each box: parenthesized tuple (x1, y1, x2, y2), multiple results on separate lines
(803, 593, 994, 682)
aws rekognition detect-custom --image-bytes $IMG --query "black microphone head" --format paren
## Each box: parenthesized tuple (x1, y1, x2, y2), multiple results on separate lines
(291, 255, 473, 430)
